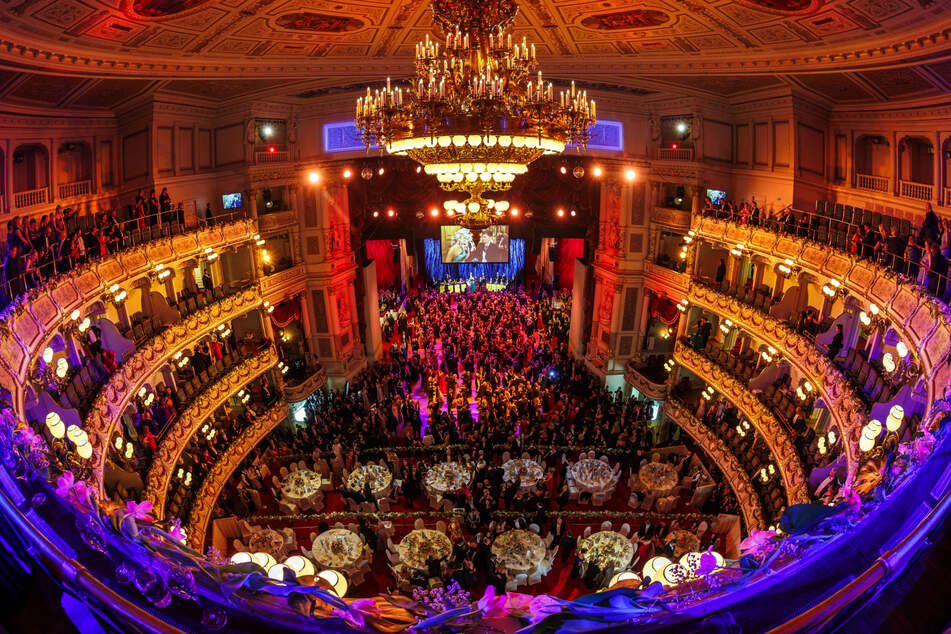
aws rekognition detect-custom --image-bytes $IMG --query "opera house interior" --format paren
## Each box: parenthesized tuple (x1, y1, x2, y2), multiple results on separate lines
(1, 0, 951, 631)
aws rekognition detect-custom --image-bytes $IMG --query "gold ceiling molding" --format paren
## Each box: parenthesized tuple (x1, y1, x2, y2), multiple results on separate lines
(663, 397, 765, 532)
(87, 286, 266, 495)
(685, 281, 865, 481)
(673, 339, 811, 506)
(146, 345, 281, 520)
(185, 401, 289, 551)
(692, 215, 951, 447)
(0, 220, 256, 411)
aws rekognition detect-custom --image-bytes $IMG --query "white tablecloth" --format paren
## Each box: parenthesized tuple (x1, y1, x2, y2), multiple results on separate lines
(569, 459, 614, 493)
(310, 529, 365, 571)
(579, 531, 634, 571)
(424, 462, 471, 496)
(347, 464, 393, 499)
(281, 469, 323, 504)
(397, 529, 452, 571)
(491, 529, 547, 575)
(502, 459, 545, 489)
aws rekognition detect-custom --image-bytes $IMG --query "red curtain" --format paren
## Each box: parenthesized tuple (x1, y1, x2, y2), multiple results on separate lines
(649, 295, 681, 325)
(554, 239, 585, 289)
(365, 239, 400, 290)
(270, 297, 300, 328)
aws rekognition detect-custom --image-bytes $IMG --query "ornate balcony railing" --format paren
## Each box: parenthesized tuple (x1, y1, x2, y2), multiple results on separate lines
(692, 215, 951, 455)
(663, 398, 765, 531)
(283, 365, 328, 402)
(673, 340, 811, 505)
(146, 345, 280, 519)
(658, 147, 695, 161)
(84, 286, 265, 493)
(13, 187, 47, 209)
(255, 149, 290, 164)
(855, 173, 889, 193)
(686, 280, 866, 480)
(58, 180, 91, 200)
(186, 401, 289, 549)
(899, 180, 933, 202)
(623, 361, 670, 401)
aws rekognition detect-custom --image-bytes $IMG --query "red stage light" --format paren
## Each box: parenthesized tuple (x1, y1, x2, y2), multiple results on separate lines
(430, 208, 439, 217)
(378, 167, 385, 175)
(672, 143, 678, 149)
(560, 165, 567, 174)
(372, 210, 380, 218)
(343, 169, 353, 179)
(387, 209, 395, 217)
(570, 209, 577, 217)
(511, 208, 519, 216)
(556, 208, 565, 217)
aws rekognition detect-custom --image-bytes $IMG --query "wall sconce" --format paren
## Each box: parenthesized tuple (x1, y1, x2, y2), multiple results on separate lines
(719, 319, 733, 335)
(254, 234, 266, 246)
(659, 327, 671, 340)
(264, 301, 275, 314)
(679, 245, 688, 260)
(124, 442, 134, 459)
(821, 279, 846, 300)
(702, 385, 714, 400)
(277, 361, 289, 375)
(204, 247, 219, 262)
(761, 346, 777, 363)
(858, 419, 883, 453)
(818, 436, 827, 454)
(730, 243, 745, 257)
(173, 351, 190, 368)
(65, 424, 92, 459)
(106, 283, 128, 305)
(676, 299, 689, 312)
(859, 302, 888, 331)
(152, 263, 172, 281)
(777, 258, 800, 277)
(886, 405, 904, 433)
(217, 323, 232, 339)
(45, 412, 66, 439)
(663, 359, 676, 372)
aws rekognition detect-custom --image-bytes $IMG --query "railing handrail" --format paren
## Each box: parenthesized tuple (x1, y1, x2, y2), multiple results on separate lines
(0, 207, 249, 308)
(699, 204, 951, 299)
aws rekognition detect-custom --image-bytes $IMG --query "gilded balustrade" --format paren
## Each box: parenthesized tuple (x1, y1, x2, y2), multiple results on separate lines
(663, 398, 765, 531)
(185, 401, 289, 550)
(0, 219, 256, 413)
(693, 216, 951, 474)
(673, 340, 811, 505)
(88, 286, 265, 493)
(146, 345, 280, 519)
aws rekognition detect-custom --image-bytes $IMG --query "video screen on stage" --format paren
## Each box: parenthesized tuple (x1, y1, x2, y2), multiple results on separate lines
(440, 225, 510, 263)
(706, 189, 727, 205)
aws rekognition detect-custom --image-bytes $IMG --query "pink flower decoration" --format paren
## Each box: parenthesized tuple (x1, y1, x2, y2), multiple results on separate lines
(55, 471, 75, 499)
(125, 500, 154, 523)
(739, 529, 776, 556)
(169, 518, 186, 542)
(476, 586, 508, 619)
(528, 594, 562, 624)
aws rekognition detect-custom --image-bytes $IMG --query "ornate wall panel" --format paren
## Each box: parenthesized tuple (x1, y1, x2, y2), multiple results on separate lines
(663, 398, 765, 532)
(692, 216, 951, 474)
(185, 401, 289, 551)
(146, 345, 280, 519)
(88, 286, 265, 493)
(674, 340, 810, 505)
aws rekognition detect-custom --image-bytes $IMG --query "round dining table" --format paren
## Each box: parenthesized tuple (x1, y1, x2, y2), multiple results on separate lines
(397, 529, 452, 571)
(281, 469, 323, 505)
(569, 459, 615, 493)
(424, 462, 471, 497)
(664, 530, 701, 559)
(491, 529, 547, 575)
(501, 459, 546, 489)
(310, 528, 365, 571)
(346, 464, 393, 499)
(638, 461, 679, 497)
(248, 529, 287, 559)
(578, 530, 635, 571)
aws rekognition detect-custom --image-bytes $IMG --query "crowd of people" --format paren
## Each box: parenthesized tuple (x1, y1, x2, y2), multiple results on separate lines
(2, 188, 222, 304)
(218, 285, 741, 593)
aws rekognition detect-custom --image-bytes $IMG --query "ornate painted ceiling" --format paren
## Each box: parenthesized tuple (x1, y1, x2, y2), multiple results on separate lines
(0, 0, 949, 109)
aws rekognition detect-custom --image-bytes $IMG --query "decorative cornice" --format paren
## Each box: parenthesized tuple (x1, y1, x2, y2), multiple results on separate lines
(146, 345, 281, 520)
(692, 216, 951, 476)
(185, 401, 289, 550)
(674, 340, 811, 506)
(664, 398, 765, 531)
(87, 286, 265, 494)
(261, 264, 307, 300)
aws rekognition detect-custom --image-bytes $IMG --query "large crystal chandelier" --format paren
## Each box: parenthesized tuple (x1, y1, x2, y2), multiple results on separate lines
(356, 0, 596, 226)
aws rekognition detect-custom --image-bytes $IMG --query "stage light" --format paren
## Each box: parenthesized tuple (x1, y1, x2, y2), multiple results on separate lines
(570, 209, 577, 217)
(378, 166, 385, 176)
(510, 207, 519, 217)
(261, 125, 273, 138)
(267, 145, 276, 154)
(387, 208, 395, 217)
(416, 165, 422, 173)
(592, 166, 603, 177)
(556, 208, 565, 217)
(308, 171, 320, 184)
(560, 165, 567, 175)
(676, 121, 688, 134)
(430, 207, 439, 217)
(672, 143, 678, 150)
(372, 210, 380, 218)
(625, 168, 637, 181)
(343, 168, 352, 179)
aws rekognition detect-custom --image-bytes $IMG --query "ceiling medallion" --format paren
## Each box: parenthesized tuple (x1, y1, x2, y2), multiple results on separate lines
(356, 0, 596, 227)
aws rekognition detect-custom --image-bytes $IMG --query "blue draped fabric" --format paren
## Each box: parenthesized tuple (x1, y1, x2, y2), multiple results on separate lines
(424, 238, 524, 281)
